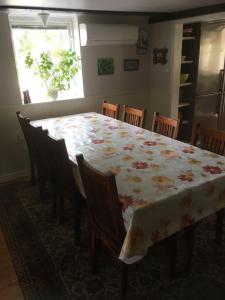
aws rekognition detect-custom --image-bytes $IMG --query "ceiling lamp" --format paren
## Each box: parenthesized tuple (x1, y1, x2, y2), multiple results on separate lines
(38, 12, 49, 27)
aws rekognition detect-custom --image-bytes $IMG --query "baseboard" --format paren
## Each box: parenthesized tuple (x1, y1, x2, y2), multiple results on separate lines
(0, 169, 30, 184)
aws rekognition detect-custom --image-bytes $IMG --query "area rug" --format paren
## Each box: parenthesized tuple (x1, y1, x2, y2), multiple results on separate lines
(0, 181, 225, 300)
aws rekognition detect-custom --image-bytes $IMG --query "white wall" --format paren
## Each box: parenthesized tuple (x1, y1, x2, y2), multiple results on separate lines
(0, 13, 151, 182)
(148, 20, 182, 120)
(0, 13, 21, 106)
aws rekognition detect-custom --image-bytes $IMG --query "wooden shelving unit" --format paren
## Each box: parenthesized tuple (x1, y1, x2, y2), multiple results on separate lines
(182, 37, 196, 40)
(178, 102, 191, 108)
(181, 60, 193, 64)
(180, 82, 192, 87)
(178, 22, 201, 141)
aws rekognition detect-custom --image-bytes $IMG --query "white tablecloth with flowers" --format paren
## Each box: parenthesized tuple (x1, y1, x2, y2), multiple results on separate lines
(32, 112, 225, 264)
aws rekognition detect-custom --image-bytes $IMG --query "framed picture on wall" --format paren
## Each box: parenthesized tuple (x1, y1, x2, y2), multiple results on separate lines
(124, 59, 139, 71)
(97, 58, 114, 75)
(153, 48, 168, 64)
(137, 28, 148, 55)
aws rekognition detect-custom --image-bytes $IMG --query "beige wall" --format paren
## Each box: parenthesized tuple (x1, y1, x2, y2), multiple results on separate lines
(149, 21, 182, 120)
(0, 13, 152, 182)
(0, 14, 21, 106)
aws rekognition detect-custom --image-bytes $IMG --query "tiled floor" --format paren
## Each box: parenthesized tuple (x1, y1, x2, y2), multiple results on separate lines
(0, 227, 24, 300)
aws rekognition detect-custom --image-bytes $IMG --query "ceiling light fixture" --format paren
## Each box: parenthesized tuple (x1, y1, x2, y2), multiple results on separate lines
(38, 12, 49, 27)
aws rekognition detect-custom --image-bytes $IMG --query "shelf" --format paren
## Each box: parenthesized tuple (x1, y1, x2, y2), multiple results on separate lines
(181, 60, 193, 64)
(180, 82, 192, 87)
(178, 102, 190, 108)
(182, 36, 195, 40)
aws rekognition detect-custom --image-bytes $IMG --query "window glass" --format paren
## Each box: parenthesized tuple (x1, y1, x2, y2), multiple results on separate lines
(11, 16, 83, 104)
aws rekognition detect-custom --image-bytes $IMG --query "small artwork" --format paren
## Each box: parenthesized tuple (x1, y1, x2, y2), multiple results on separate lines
(137, 28, 148, 55)
(153, 48, 168, 65)
(124, 59, 139, 71)
(97, 58, 114, 75)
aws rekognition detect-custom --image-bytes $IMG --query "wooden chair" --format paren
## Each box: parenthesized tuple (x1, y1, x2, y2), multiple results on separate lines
(191, 122, 225, 155)
(182, 123, 225, 277)
(16, 111, 36, 184)
(41, 129, 82, 243)
(122, 105, 146, 128)
(27, 124, 82, 244)
(191, 122, 225, 244)
(76, 154, 127, 299)
(101, 100, 120, 119)
(152, 112, 180, 139)
(76, 154, 178, 299)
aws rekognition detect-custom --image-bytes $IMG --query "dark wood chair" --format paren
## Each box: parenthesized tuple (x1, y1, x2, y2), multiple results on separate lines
(16, 111, 36, 184)
(177, 123, 225, 276)
(76, 154, 127, 299)
(191, 122, 225, 244)
(27, 124, 82, 244)
(76, 154, 178, 299)
(122, 105, 146, 128)
(191, 122, 225, 155)
(152, 112, 180, 139)
(101, 100, 120, 119)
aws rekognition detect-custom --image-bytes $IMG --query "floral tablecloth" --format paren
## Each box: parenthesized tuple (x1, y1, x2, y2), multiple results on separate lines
(32, 112, 225, 264)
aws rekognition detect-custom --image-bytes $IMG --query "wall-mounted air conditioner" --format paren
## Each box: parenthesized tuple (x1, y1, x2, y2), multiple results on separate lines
(79, 23, 138, 46)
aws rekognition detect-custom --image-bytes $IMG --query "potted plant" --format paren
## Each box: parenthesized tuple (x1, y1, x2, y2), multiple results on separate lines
(25, 49, 80, 100)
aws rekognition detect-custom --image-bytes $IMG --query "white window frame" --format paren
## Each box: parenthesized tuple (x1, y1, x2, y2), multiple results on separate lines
(9, 12, 84, 104)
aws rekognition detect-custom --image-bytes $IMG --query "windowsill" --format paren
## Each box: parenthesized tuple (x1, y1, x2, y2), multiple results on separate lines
(22, 94, 85, 105)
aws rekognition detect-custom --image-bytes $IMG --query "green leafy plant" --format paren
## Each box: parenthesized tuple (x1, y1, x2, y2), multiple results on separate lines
(25, 49, 80, 93)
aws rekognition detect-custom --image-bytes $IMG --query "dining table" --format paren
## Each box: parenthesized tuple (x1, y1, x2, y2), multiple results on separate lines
(31, 112, 225, 264)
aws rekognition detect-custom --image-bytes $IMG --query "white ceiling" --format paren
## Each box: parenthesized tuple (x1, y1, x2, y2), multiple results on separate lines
(0, 0, 224, 13)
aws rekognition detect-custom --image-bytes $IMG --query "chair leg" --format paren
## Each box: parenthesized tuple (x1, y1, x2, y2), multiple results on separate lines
(59, 192, 65, 225)
(167, 233, 178, 279)
(73, 193, 81, 246)
(216, 210, 224, 244)
(30, 157, 36, 185)
(184, 224, 197, 278)
(90, 233, 97, 273)
(38, 172, 46, 202)
(51, 183, 57, 217)
(119, 261, 128, 300)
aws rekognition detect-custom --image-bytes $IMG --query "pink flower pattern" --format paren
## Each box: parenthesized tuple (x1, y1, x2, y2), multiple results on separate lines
(132, 161, 149, 169)
(143, 141, 157, 146)
(92, 139, 104, 144)
(203, 165, 223, 174)
(119, 194, 134, 211)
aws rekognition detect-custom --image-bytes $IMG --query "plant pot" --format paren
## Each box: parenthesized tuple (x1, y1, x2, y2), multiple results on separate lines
(48, 89, 58, 100)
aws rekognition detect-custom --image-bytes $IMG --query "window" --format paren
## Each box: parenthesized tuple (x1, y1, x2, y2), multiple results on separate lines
(10, 12, 84, 104)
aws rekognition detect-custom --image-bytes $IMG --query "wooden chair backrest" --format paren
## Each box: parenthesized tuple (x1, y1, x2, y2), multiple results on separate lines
(122, 105, 146, 128)
(76, 154, 125, 254)
(28, 124, 77, 191)
(101, 100, 120, 119)
(152, 112, 180, 139)
(43, 132, 77, 191)
(191, 123, 225, 155)
(16, 112, 42, 166)
(16, 111, 32, 153)
(25, 121, 47, 172)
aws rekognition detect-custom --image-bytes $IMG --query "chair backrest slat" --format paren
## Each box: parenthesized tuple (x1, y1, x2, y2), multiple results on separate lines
(152, 112, 180, 139)
(102, 100, 120, 119)
(122, 105, 146, 128)
(191, 123, 225, 155)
